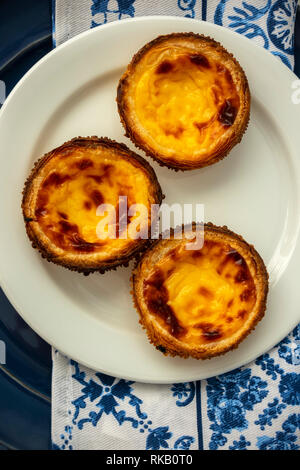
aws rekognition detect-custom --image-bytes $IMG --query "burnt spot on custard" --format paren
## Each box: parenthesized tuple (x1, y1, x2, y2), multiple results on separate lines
(194, 322, 223, 341)
(240, 288, 255, 302)
(58, 220, 77, 233)
(217, 248, 247, 274)
(69, 233, 99, 253)
(87, 174, 103, 184)
(42, 172, 71, 188)
(90, 190, 104, 207)
(102, 164, 113, 173)
(46, 229, 98, 253)
(58, 211, 68, 220)
(156, 61, 173, 74)
(76, 159, 94, 170)
(143, 269, 186, 338)
(54, 218, 102, 252)
(84, 163, 113, 185)
(237, 309, 247, 319)
(198, 286, 213, 299)
(56, 219, 103, 252)
(213, 69, 239, 127)
(218, 99, 237, 127)
(87, 164, 113, 184)
(189, 54, 210, 68)
(235, 268, 250, 283)
(216, 245, 254, 288)
(84, 200, 92, 210)
(191, 250, 203, 259)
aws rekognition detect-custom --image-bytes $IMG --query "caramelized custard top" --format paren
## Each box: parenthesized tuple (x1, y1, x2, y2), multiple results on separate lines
(143, 239, 256, 345)
(34, 146, 154, 254)
(132, 45, 240, 162)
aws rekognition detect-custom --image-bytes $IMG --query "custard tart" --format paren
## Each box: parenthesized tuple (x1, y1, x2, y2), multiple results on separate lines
(117, 33, 250, 170)
(22, 137, 163, 274)
(132, 223, 268, 359)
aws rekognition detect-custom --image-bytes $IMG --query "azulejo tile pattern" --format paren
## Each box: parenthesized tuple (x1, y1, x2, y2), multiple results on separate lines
(52, 0, 299, 449)
(202, 325, 300, 449)
(210, 0, 297, 68)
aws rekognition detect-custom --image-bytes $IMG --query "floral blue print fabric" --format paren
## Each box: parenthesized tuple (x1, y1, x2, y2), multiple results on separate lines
(52, 0, 299, 450)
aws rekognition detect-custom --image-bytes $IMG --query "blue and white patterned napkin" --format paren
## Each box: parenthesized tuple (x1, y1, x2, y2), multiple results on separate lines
(52, 1, 300, 450)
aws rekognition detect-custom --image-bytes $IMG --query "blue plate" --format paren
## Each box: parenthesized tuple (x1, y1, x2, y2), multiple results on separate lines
(0, 0, 300, 450)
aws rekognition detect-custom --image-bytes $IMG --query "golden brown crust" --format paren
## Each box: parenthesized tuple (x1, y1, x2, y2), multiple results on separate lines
(132, 223, 268, 359)
(22, 137, 163, 274)
(117, 33, 250, 171)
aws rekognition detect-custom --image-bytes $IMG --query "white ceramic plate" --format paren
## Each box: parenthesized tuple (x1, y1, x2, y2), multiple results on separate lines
(0, 17, 299, 383)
